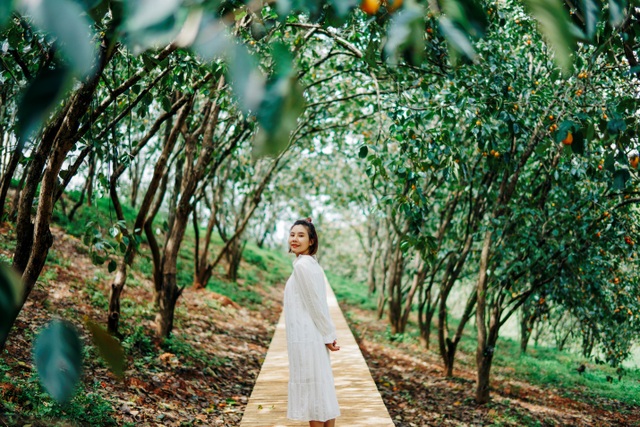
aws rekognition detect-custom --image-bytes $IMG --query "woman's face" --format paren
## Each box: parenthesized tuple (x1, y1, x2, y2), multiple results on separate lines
(289, 225, 313, 256)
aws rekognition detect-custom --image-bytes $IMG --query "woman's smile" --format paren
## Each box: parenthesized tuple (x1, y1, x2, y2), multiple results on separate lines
(289, 225, 312, 255)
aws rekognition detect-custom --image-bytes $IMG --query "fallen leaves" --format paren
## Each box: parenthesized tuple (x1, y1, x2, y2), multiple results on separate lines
(1, 225, 280, 426)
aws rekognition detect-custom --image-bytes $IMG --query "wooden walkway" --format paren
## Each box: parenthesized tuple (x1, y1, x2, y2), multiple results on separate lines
(240, 283, 395, 427)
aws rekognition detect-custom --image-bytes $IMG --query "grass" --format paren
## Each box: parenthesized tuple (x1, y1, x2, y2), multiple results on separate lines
(54, 194, 138, 239)
(208, 277, 264, 306)
(329, 272, 640, 409)
(205, 242, 291, 308)
(0, 357, 117, 426)
(327, 271, 378, 311)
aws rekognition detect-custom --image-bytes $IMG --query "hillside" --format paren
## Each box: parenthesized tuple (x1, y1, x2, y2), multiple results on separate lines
(1, 204, 639, 426)
(0, 215, 287, 426)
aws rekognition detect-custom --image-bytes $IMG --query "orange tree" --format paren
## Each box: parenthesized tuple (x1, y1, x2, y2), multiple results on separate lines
(1, 0, 639, 406)
(362, 0, 640, 404)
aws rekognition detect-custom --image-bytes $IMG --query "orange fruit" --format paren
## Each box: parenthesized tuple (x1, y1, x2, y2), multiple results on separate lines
(360, 0, 381, 15)
(631, 155, 639, 169)
(562, 132, 573, 145)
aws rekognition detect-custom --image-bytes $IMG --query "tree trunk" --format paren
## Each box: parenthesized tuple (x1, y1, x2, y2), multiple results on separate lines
(167, 155, 183, 236)
(420, 304, 436, 349)
(130, 159, 141, 208)
(156, 201, 190, 337)
(398, 255, 427, 333)
(475, 229, 493, 404)
(417, 275, 437, 349)
(194, 182, 222, 289)
(476, 349, 494, 404)
(387, 243, 404, 334)
(0, 138, 23, 220)
(156, 272, 182, 337)
(12, 123, 60, 273)
(107, 101, 190, 335)
(68, 156, 95, 221)
(367, 238, 379, 295)
(155, 77, 227, 338)
(9, 161, 29, 220)
(438, 282, 476, 377)
(519, 305, 533, 354)
(86, 157, 95, 207)
(107, 262, 127, 337)
(225, 237, 245, 282)
(22, 146, 70, 292)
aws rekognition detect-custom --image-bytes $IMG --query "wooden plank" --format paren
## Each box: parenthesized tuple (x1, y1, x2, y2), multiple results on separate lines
(240, 283, 395, 427)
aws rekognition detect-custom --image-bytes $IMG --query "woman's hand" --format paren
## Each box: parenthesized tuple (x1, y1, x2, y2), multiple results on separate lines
(326, 340, 340, 351)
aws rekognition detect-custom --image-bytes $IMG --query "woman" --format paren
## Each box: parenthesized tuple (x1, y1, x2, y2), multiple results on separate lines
(284, 218, 340, 427)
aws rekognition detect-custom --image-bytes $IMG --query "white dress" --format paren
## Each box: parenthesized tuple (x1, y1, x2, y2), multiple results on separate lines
(284, 255, 340, 422)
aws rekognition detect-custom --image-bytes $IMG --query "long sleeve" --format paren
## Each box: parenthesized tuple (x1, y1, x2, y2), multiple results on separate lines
(293, 259, 337, 344)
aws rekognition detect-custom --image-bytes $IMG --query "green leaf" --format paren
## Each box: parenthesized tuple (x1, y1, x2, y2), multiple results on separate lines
(0, 0, 13, 29)
(253, 75, 304, 158)
(604, 153, 615, 172)
(85, 320, 125, 377)
(523, 0, 576, 74)
(384, 3, 426, 65)
(571, 130, 585, 155)
(0, 263, 22, 348)
(581, 0, 600, 40)
(253, 43, 302, 157)
(124, 0, 185, 52)
(86, 0, 111, 23)
(612, 168, 630, 190)
(107, 260, 117, 273)
(191, 15, 229, 61)
(227, 42, 266, 113)
(439, 17, 477, 62)
(359, 145, 369, 158)
(250, 22, 267, 41)
(276, 0, 293, 16)
(17, 66, 70, 142)
(329, 0, 359, 17)
(607, 118, 626, 133)
(442, 0, 488, 39)
(608, 0, 626, 27)
(25, 0, 97, 77)
(34, 320, 83, 403)
(125, 0, 181, 33)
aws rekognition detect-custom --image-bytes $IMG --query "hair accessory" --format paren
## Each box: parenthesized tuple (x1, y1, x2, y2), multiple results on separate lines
(305, 217, 313, 223)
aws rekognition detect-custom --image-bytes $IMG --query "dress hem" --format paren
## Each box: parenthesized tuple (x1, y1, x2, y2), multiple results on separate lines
(287, 413, 341, 422)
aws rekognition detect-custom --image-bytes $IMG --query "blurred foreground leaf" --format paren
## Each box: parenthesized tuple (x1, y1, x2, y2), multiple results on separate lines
(86, 319, 125, 378)
(24, 0, 97, 77)
(253, 76, 304, 158)
(0, 263, 22, 348)
(16, 65, 70, 142)
(524, 0, 576, 74)
(125, 0, 186, 52)
(0, 0, 13, 29)
(34, 320, 83, 403)
(608, 0, 626, 27)
(384, 2, 425, 65)
(253, 44, 303, 157)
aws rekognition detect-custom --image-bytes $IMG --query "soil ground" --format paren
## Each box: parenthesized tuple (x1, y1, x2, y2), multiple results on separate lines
(1, 224, 639, 426)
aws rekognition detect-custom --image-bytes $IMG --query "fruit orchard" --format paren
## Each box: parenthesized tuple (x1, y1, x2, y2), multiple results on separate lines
(0, 0, 639, 416)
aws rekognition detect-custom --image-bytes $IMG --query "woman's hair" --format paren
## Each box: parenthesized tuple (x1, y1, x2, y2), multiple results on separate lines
(290, 217, 319, 256)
